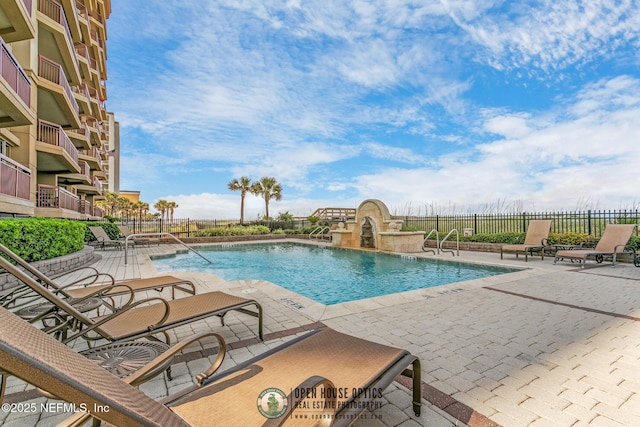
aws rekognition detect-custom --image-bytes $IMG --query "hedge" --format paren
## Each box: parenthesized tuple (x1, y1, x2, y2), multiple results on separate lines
(193, 225, 270, 237)
(0, 218, 86, 262)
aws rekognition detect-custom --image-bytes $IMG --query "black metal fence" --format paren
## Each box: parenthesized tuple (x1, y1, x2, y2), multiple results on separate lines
(395, 210, 640, 238)
(118, 210, 640, 239)
(120, 218, 313, 238)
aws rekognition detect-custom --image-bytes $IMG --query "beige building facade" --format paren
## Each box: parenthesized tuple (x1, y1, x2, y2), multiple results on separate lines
(0, 0, 115, 219)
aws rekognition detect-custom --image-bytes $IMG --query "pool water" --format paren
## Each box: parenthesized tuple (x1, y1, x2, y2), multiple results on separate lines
(152, 243, 519, 305)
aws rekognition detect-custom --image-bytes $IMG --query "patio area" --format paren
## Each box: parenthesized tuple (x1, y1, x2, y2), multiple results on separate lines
(2, 240, 639, 426)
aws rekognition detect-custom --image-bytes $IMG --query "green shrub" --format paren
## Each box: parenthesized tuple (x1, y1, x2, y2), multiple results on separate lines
(0, 218, 86, 262)
(84, 222, 121, 242)
(454, 232, 524, 244)
(627, 236, 640, 251)
(272, 229, 285, 235)
(546, 232, 592, 245)
(193, 225, 271, 237)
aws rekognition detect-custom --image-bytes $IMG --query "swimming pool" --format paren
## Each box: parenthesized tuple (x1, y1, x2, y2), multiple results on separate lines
(152, 243, 519, 305)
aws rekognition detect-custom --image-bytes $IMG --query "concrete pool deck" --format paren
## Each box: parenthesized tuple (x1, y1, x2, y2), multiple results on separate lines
(2, 239, 639, 426)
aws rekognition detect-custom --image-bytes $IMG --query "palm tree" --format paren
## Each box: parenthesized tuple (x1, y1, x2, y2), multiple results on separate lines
(251, 176, 282, 222)
(134, 201, 149, 225)
(154, 199, 168, 221)
(101, 191, 119, 216)
(167, 201, 178, 222)
(227, 176, 252, 224)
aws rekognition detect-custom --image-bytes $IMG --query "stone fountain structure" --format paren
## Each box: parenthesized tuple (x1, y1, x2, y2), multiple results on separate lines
(330, 199, 425, 252)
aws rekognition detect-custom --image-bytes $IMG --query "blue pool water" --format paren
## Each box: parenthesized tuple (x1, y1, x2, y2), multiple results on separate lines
(153, 243, 519, 305)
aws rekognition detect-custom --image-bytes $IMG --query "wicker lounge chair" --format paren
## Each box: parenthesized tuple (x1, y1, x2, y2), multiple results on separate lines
(0, 307, 227, 402)
(118, 225, 156, 246)
(0, 243, 196, 306)
(88, 226, 127, 250)
(500, 220, 552, 261)
(0, 306, 421, 426)
(554, 224, 637, 268)
(0, 255, 263, 344)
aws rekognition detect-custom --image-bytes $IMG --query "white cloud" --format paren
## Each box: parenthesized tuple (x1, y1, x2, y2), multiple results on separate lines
(447, 0, 640, 74)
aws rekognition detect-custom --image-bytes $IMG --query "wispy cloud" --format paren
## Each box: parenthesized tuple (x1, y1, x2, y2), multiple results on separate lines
(108, 1, 640, 217)
(446, 0, 640, 74)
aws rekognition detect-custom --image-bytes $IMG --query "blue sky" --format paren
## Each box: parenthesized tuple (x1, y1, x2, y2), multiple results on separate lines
(107, 1, 640, 219)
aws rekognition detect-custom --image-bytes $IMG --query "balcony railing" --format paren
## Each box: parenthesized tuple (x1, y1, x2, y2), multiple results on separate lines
(74, 42, 90, 62)
(0, 153, 31, 200)
(93, 176, 103, 194)
(37, 184, 78, 211)
(93, 205, 104, 217)
(75, 0, 87, 21)
(37, 119, 79, 165)
(38, 55, 79, 115)
(78, 160, 90, 179)
(23, 0, 33, 16)
(79, 199, 91, 214)
(0, 38, 31, 107)
(37, 0, 78, 68)
(72, 82, 90, 100)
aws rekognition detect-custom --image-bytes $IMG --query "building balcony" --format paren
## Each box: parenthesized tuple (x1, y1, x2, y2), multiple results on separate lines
(73, 42, 98, 83)
(66, 121, 90, 150)
(36, 183, 77, 209)
(0, 0, 36, 43)
(58, 158, 90, 186)
(59, 0, 81, 42)
(36, 118, 80, 173)
(78, 145, 101, 170)
(36, 55, 81, 129)
(36, 0, 81, 86)
(0, 153, 30, 200)
(35, 185, 103, 218)
(75, 175, 102, 195)
(81, 115, 102, 146)
(71, 82, 90, 115)
(0, 37, 36, 127)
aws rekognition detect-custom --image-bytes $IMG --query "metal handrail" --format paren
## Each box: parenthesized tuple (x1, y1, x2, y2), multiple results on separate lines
(124, 233, 213, 265)
(440, 229, 459, 257)
(422, 229, 439, 254)
(309, 226, 329, 241)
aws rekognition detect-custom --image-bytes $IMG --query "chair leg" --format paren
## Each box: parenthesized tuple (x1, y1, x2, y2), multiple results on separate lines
(0, 371, 7, 403)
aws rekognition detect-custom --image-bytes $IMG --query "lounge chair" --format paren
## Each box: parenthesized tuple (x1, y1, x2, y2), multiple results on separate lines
(0, 315, 226, 402)
(0, 243, 196, 305)
(88, 226, 128, 250)
(554, 224, 637, 268)
(0, 255, 263, 345)
(500, 220, 552, 261)
(118, 225, 156, 246)
(0, 306, 421, 426)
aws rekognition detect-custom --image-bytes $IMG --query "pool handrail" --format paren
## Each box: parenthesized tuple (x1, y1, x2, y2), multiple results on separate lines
(440, 229, 459, 257)
(422, 229, 439, 254)
(124, 233, 213, 265)
(309, 226, 330, 241)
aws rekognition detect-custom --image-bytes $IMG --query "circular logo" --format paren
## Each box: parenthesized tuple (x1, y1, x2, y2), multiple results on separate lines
(257, 388, 288, 419)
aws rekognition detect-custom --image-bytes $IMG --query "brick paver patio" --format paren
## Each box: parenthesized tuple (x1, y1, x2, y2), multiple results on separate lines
(2, 240, 639, 426)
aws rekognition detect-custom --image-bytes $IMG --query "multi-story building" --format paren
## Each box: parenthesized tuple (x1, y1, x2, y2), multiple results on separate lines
(0, 0, 115, 219)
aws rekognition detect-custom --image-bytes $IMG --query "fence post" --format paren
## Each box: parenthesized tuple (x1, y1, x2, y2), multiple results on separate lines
(187, 218, 190, 237)
(159, 218, 163, 234)
(522, 213, 527, 233)
(587, 210, 592, 236)
(473, 214, 477, 234)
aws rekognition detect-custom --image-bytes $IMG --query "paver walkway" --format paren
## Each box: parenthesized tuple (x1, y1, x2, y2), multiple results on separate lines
(2, 240, 639, 426)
